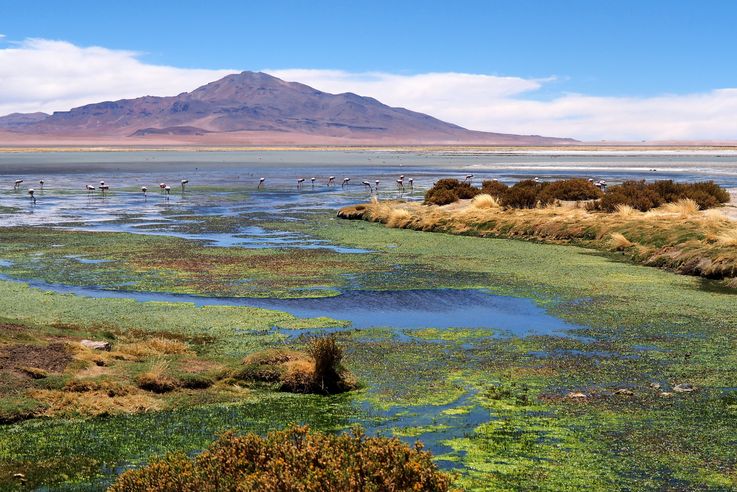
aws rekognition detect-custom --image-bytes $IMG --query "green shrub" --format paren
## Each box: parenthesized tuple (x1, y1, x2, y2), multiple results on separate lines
(109, 426, 452, 492)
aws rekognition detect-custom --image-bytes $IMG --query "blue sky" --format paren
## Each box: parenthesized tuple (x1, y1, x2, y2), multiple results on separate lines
(2, 1, 737, 140)
(3, 0, 736, 96)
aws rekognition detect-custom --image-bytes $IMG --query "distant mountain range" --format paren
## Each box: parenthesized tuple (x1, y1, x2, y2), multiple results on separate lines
(0, 71, 576, 145)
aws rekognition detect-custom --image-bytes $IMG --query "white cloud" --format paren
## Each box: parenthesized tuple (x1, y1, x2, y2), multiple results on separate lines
(2, 38, 737, 141)
(267, 69, 737, 141)
(0, 38, 235, 116)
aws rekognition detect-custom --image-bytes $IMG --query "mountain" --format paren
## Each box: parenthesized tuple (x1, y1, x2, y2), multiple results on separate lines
(0, 112, 50, 130)
(0, 72, 576, 145)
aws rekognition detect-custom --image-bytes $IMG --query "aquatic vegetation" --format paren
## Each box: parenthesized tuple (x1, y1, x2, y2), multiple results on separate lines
(109, 425, 452, 492)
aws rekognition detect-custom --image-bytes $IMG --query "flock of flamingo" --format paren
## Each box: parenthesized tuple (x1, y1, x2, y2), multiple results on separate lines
(10, 174, 608, 206)
(9, 173, 425, 205)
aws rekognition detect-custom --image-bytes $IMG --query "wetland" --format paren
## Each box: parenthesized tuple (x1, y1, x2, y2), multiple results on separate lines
(1, 150, 737, 490)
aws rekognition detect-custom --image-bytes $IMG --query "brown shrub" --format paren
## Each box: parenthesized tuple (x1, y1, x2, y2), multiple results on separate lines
(595, 180, 729, 212)
(424, 178, 479, 205)
(499, 180, 550, 209)
(538, 178, 603, 202)
(109, 425, 452, 492)
(480, 179, 509, 197)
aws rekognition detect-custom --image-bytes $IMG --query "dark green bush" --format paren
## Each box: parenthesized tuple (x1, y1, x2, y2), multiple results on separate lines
(480, 179, 509, 197)
(499, 180, 550, 209)
(109, 426, 452, 492)
(594, 180, 729, 212)
(538, 178, 603, 202)
(424, 178, 479, 205)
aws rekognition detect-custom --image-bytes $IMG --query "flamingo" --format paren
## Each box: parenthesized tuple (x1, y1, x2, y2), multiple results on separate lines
(342, 177, 351, 188)
(141, 186, 148, 197)
(39, 180, 44, 190)
(14, 179, 23, 190)
(396, 178, 405, 192)
(28, 188, 36, 204)
(311, 177, 316, 188)
(362, 180, 373, 192)
(327, 176, 336, 187)
(99, 181, 109, 195)
(181, 179, 189, 192)
(464, 174, 474, 183)
(375, 179, 380, 190)
(159, 183, 166, 193)
(408, 178, 414, 190)
(164, 185, 171, 198)
(85, 184, 95, 194)
(297, 178, 305, 189)
(258, 177, 265, 189)
(533, 177, 540, 183)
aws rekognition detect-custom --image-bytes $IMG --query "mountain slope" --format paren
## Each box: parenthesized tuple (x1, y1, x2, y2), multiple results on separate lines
(2, 71, 576, 145)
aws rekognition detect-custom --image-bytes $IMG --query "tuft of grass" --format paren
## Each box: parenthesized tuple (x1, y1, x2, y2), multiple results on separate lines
(136, 360, 180, 394)
(716, 228, 737, 246)
(471, 193, 500, 209)
(118, 337, 193, 360)
(609, 232, 634, 250)
(386, 208, 413, 229)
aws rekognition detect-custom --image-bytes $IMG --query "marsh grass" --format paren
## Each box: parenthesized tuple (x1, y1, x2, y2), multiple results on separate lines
(340, 198, 737, 284)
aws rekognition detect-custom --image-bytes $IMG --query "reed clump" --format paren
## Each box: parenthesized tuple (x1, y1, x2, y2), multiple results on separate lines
(234, 336, 356, 395)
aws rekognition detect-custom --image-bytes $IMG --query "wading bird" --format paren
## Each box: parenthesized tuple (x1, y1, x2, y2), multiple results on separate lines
(164, 185, 171, 198)
(375, 179, 380, 190)
(181, 179, 189, 192)
(28, 188, 36, 204)
(342, 177, 351, 188)
(99, 181, 109, 195)
(297, 178, 305, 189)
(311, 177, 316, 188)
(39, 180, 44, 190)
(159, 183, 166, 192)
(464, 174, 474, 183)
(396, 178, 405, 192)
(362, 180, 373, 192)
(258, 177, 265, 189)
(14, 179, 23, 190)
(141, 186, 148, 197)
(408, 178, 414, 190)
(327, 176, 336, 186)
(86, 184, 95, 194)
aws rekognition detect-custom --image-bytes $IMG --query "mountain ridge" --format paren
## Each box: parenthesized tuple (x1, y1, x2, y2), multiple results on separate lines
(0, 71, 577, 145)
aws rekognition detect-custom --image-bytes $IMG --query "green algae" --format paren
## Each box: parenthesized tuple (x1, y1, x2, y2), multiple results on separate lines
(1, 213, 737, 489)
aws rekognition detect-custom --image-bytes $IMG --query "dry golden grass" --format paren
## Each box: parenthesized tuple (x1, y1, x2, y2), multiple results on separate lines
(29, 388, 161, 417)
(717, 228, 737, 246)
(136, 359, 179, 393)
(657, 198, 700, 217)
(470, 193, 500, 209)
(614, 204, 639, 218)
(609, 233, 635, 250)
(117, 337, 192, 360)
(386, 208, 414, 229)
